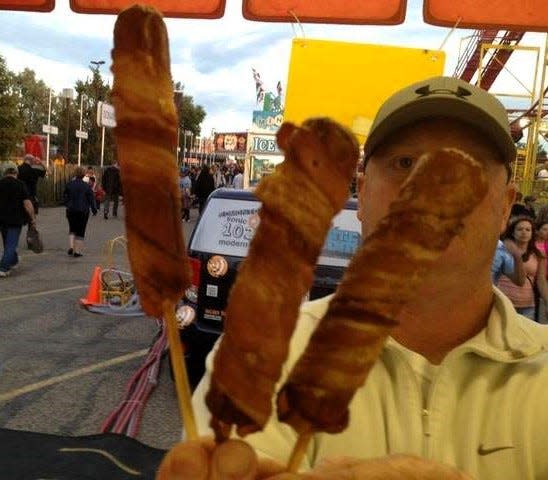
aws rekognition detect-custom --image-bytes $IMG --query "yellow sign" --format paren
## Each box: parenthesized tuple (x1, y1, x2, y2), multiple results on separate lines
(284, 39, 445, 143)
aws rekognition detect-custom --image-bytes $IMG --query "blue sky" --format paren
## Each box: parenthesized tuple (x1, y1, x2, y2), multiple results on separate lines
(0, 0, 544, 135)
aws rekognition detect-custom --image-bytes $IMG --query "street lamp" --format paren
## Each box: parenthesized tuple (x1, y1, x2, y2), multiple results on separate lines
(61, 88, 74, 162)
(77, 93, 87, 166)
(174, 89, 184, 165)
(90, 60, 105, 72)
(90, 60, 106, 166)
(45, 89, 53, 168)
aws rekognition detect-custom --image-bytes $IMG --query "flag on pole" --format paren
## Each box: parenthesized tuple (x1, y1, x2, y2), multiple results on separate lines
(252, 68, 265, 105)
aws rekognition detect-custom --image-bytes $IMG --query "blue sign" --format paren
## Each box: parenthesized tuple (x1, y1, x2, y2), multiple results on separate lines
(252, 110, 284, 132)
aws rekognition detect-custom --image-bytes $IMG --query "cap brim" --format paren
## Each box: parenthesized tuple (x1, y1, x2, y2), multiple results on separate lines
(364, 97, 516, 164)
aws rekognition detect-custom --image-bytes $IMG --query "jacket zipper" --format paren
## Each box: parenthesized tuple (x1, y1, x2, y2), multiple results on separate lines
(388, 347, 432, 457)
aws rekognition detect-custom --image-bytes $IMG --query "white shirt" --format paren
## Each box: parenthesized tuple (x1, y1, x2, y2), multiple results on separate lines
(232, 173, 244, 189)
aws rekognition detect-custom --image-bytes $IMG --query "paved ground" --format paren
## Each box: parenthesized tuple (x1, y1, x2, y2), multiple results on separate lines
(0, 204, 199, 450)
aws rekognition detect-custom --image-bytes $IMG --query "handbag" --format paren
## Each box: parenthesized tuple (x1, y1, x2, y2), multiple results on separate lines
(27, 224, 44, 254)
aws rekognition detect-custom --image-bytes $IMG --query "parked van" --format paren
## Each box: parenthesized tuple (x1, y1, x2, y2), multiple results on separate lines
(178, 187, 361, 388)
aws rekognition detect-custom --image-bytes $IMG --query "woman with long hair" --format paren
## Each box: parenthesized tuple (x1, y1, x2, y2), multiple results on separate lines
(497, 216, 548, 321)
(536, 219, 548, 322)
(536, 219, 548, 258)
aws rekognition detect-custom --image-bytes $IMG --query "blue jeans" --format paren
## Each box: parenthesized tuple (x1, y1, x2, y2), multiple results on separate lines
(0, 225, 22, 272)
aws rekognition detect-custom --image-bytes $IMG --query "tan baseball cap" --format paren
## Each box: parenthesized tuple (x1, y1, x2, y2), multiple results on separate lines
(364, 76, 516, 165)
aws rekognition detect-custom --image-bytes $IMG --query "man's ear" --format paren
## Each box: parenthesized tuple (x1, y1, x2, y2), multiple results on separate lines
(356, 173, 366, 222)
(500, 182, 517, 233)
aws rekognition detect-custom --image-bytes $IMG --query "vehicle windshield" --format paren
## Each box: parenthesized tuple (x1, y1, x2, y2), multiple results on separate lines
(191, 197, 361, 266)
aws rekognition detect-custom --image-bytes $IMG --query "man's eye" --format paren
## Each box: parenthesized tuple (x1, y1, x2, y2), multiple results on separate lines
(395, 156, 414, 169)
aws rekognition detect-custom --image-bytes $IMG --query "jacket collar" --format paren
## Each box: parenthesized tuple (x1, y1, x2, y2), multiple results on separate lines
(310, 289, 548, 364)
(451, 287, 548, 362)
(383, 288, 548, 364)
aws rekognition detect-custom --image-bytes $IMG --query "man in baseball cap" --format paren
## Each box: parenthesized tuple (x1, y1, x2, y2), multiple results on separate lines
(179, 77, 547, 480)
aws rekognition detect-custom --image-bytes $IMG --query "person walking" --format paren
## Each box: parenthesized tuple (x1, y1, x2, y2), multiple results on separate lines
(17, 154, 46, 215)
(179, 167, 192, 222)
(193, 165, 215, 215)
(497, 216, 548, 321)
(63, 166, 97, 257)
(0, 163, 36, 277)
(101, 162, 122, 219)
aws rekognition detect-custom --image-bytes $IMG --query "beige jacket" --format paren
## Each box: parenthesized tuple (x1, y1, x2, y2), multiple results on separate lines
(192, 289, 548, 479)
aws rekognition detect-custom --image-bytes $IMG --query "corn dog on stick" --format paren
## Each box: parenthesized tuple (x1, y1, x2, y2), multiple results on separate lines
(278, 149, 488, 469)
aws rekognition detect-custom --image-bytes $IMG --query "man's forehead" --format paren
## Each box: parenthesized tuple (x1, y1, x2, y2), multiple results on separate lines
(375, 118, 495, 153)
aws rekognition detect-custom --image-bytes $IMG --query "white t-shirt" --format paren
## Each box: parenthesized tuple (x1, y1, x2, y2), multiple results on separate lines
(233, 173, 244, 189)
(537, 168, 548, 178)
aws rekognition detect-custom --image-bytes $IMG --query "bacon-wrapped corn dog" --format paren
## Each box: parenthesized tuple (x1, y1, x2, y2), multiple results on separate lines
(206, 118, 360, 439)
(111, 5, 190, 317)
(277, 148, 488, 434)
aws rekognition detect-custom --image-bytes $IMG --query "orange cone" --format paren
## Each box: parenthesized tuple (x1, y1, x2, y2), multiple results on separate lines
(80, 266, 102, 306)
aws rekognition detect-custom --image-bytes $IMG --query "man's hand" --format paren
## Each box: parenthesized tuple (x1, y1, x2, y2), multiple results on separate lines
(155, 439, 472, 480)
(270, 455, 472, 479)
(155, 438, 284, 480)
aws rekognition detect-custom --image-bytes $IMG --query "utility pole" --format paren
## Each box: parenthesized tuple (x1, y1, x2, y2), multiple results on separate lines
(77, 94, 86, 166)
(46, 89, 52, 168)
(61, 88, 74, 162)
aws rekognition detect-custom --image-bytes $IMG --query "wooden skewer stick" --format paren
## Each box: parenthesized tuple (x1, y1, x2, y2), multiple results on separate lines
(163, 300, 198, 441)
(286, 431, 312, 473)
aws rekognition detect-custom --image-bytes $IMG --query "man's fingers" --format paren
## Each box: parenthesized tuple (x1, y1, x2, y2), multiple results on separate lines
(276, 455, 474, 480)
(209, 439, 258, 480)
(313, 456, 363, 472)
(256, 457, 287, 479)
(155, 440, 210, 480)
(340, 455, 473, 480)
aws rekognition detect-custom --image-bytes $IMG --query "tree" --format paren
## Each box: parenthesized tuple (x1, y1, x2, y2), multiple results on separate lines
(173, 81, 206, 155)
(0, 55, 23, 161)
(12, 68, 50, 135)
(74, 65, 114, 166)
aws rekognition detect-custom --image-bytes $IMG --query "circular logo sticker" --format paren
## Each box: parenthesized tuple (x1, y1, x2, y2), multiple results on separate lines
(176, 305, 196, 328)
(248, 213, 260, 229)
(207, 255, 228, 278)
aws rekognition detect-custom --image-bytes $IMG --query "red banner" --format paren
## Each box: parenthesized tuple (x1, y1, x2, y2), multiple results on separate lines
(214, 132, 248, 153)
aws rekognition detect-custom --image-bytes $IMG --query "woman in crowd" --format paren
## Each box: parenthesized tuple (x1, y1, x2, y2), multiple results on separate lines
(211, 164, 226, 189)
(179, 167, 192, 222)
(497, 216, 548, 321)
(193, 165, 215, 215)
(536, 218, 548, 322)
(536, 218, 548, 255)
(63, 167, 97, 257)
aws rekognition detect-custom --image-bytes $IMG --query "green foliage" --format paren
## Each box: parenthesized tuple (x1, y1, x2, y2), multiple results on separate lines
(0, 56, 24, 160)
(12, 68, 50, 135)
(0, 58, 207, 165)
(173, 80, 207, 146)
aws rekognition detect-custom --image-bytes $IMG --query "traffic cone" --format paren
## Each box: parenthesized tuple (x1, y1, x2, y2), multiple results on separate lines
(80, 266, 102, 306)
